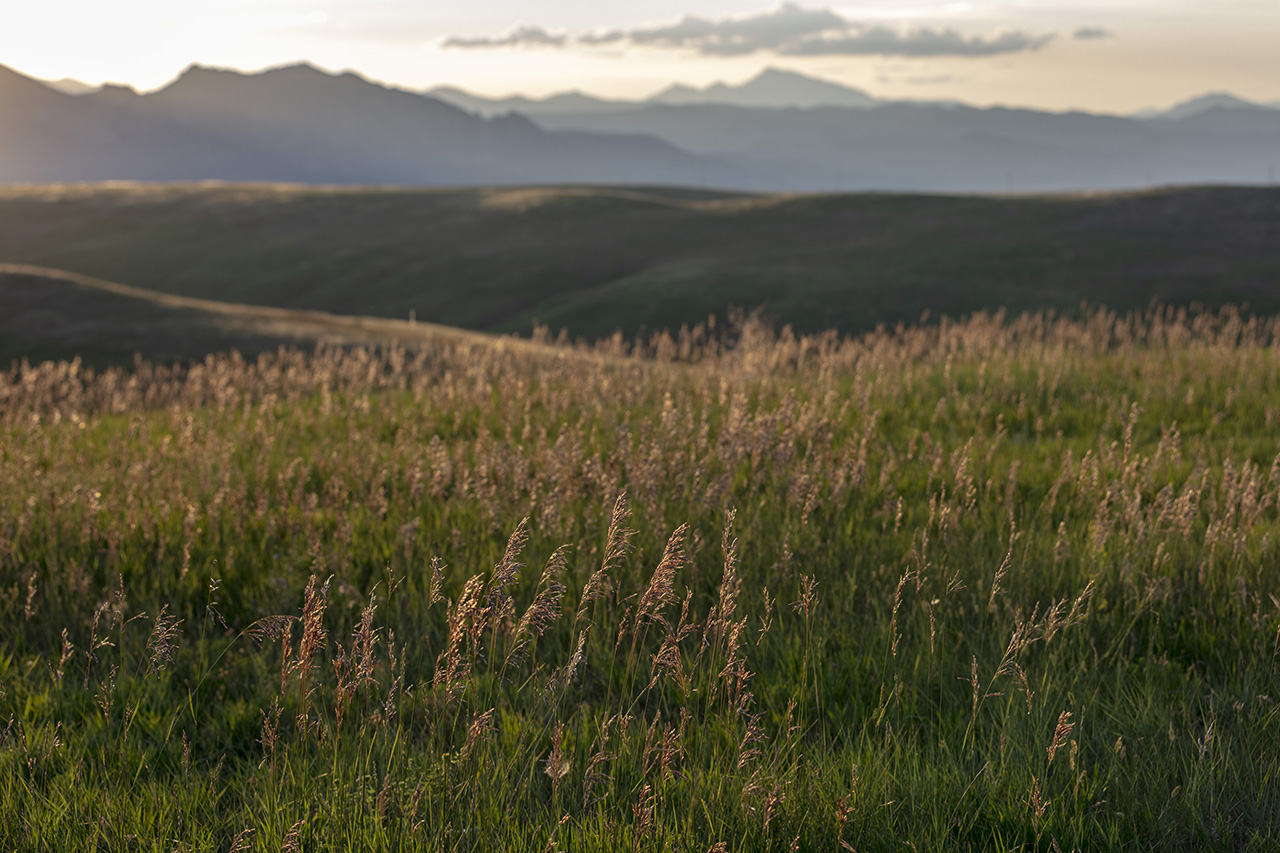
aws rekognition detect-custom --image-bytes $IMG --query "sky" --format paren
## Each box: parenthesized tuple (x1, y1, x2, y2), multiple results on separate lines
(4, 0, 1279, 113)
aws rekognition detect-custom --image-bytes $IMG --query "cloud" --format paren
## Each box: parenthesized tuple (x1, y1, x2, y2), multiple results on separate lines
(580, 5, 849, 56)
(442, 25, 566, 50)
(782, 26, 1052, 57)
(443, 4, 1054, 59)
(1072, 26, 1113, 40)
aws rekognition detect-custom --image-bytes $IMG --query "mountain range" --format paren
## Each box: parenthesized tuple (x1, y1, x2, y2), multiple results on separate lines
(425, 68, 883, 116)
(2, 63, 735, 186)
(426, 67, 1279, 120)
(6, 62, 1280, 192)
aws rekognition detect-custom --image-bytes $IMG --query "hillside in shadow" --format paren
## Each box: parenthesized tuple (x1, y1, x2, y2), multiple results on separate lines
(2, 183, 1277, 341)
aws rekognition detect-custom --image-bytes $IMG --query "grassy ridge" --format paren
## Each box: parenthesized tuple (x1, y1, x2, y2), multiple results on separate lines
(2, 309, 1280, 850)
(0, 268, 302, 368)
(0, 265, 537, 369)
(1, 183, 1278, 340)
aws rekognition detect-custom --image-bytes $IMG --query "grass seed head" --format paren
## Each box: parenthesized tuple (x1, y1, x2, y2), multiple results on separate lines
(1047, 711, 1075, 764)
(144, 605, 182, 677)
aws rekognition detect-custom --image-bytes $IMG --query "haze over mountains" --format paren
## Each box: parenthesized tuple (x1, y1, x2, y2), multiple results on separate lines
(426, 68, 882, 115)
(2, 63, 733, 186)
(6, 62, 1280, 192)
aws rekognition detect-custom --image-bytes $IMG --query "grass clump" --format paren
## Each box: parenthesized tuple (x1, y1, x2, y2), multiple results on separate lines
(2, 306, 1280, 851)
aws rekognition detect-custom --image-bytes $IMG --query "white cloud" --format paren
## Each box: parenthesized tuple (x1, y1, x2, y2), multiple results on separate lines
(782, 26, 1052, 56)
(443, 26, 567, 49)
(581, 5, 849, 55)
(443, 3, 1055, 58)
(1072, 26, 1113, 40)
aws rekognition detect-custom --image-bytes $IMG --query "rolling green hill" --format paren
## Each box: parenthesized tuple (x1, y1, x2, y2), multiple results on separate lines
(1, 183, 1277, 341)
(0, 264, 514, 368)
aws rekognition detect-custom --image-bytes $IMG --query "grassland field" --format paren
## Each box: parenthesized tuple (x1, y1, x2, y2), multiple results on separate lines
(2, 298, 1280, 850)
(1, 183, 1278, 342)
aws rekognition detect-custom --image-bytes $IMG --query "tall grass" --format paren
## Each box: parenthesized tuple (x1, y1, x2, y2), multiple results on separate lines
(2, 306, 1280, 850)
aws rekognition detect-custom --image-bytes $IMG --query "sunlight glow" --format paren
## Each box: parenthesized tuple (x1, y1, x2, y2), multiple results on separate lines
(3, 0, 1278, 111)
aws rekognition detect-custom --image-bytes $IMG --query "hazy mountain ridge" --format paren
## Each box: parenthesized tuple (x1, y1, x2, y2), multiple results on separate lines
(430, 66, 1277, 121)
(426, 67, 1280, 191)
(424, 86, 640, 117)
(1, 64, 304, 183)
(427, 67, 881, 116)
(531, 99, 1280, 192)
(1, 62, 736, 187)
(3, 62, 1278, 191)
(32, 64, 1280, 122)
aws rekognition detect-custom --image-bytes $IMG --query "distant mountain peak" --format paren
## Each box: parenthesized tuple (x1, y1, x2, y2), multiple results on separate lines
(40, 77, 99, 96)
(155, 61, 391, 109)
(650, 68, 876, 110)
(754, 66, 820, 82)
(176, 63, 230, 79)
(1181, 91, 1258, 106)
(427, 67, 878, 117)
(0, 63, 74, 100)
(654, 83, 699, 99)
(1146, 91, 1277, 120)
(424, 85, 641, 117)
(91, 83, 143, 106)
(173, 62, 338, 85)
(270, 62, 344, 79)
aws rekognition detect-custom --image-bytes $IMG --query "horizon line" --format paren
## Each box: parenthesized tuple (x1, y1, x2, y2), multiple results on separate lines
(13, 58, 1278, 120)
